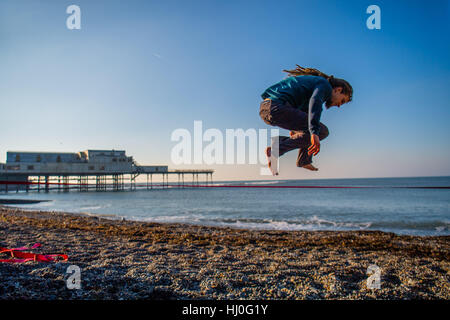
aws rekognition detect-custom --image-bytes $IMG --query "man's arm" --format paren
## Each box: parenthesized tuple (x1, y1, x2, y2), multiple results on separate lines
(308, 84, 328, 136)
(307, 83, 330, 156)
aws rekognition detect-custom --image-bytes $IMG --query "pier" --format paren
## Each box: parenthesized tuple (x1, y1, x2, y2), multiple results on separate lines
(0, 150, 213, 193)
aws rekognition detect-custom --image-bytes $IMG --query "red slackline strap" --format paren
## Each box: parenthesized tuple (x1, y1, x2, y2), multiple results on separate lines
(0, 243, 68, 263)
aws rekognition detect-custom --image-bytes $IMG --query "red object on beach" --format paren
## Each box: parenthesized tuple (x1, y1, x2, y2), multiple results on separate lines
(0, 243, 68, 263)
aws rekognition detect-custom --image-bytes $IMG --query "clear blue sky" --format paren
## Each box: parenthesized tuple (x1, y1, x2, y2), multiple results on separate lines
(1, 0, 449, 180)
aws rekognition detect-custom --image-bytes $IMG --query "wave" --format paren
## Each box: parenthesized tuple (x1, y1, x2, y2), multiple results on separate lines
(125, 214, 449, 236)
(242, 181, 284, 185)
(129, 214, 373, 231)
(212, 180, 284, 186)
(79, 205, 106, 211)
(212, 216, 373, 231)
(369, 220, 450, 232)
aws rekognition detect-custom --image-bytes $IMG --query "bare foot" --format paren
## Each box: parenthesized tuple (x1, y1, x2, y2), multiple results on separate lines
(302, 164, 318, 171)
(266, 146, 272, 168)
(265, 147, 278, 175)
(290, 130, 304, 139)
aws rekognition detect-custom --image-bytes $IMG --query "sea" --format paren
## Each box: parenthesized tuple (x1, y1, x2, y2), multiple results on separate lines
(1, 176, 449, 236)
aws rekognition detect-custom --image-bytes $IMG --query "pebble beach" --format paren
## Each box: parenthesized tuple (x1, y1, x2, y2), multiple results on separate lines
(0, 206, 449, 300)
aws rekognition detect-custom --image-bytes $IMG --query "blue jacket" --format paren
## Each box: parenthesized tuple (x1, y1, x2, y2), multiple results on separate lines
(261, 75, 332, 136)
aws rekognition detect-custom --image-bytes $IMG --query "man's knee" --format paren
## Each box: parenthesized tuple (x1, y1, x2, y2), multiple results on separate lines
(259, 100, 273, 125)
(319, 124, 329, 141)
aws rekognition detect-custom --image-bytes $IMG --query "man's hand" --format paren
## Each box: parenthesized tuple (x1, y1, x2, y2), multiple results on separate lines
(308, 134, 320, 156)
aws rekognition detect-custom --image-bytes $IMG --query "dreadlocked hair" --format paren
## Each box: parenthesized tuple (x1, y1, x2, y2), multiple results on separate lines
(283, 64, 353, 101)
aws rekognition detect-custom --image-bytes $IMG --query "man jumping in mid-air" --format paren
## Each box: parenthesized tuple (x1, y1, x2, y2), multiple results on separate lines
(259, 65, 353, 175)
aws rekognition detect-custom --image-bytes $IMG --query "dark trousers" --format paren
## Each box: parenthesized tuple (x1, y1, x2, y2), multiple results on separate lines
(259, 99, 329, 167)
